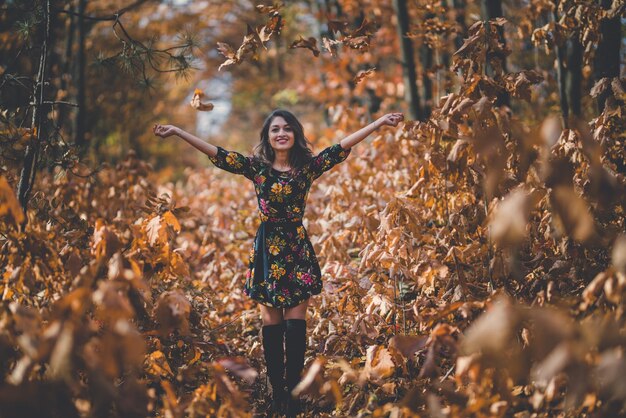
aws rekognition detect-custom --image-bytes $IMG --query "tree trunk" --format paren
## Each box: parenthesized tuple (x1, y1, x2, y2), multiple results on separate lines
(566, 31, 582, 118)
(552, 5, 569, 128)
(593, 0, 621, 112)
(420, 40, 433, 118)
(393, 0, 424, 121)
(75, 0, 87, 150)
(17, 0, 52, 216)
(481, 0, 510, 107)
(452, 0, 467, 50)
(57, 4, 76, 131)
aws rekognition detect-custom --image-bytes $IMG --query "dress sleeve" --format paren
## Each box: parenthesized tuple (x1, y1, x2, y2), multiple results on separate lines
(208, 146, 256, 180)
(307, 143, 351, 180)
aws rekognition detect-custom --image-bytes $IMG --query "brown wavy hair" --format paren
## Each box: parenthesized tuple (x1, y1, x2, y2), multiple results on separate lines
(253, 109, 314, 172)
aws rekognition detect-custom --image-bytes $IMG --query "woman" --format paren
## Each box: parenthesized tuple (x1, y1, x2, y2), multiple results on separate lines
(153, 109, 403, 416)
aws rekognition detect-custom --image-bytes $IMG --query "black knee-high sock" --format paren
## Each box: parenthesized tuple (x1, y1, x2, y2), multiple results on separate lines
(285, 319, 307, 393)
(262, 323, 286, 401)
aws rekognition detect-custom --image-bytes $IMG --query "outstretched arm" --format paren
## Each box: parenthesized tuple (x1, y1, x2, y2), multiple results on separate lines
(155, 123, 256, 179)
(153, 124, 218, 157)
(339, 113, 404, 150)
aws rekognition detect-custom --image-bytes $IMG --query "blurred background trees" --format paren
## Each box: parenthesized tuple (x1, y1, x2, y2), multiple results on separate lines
(0, 1, 625, 416)
(1, 0, 622, 211)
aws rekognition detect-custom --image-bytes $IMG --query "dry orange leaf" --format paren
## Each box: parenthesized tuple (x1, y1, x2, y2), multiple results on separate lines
(353, 67, 376, 85)
(0, 175, 25, 226)
(190, 88, 214, 111)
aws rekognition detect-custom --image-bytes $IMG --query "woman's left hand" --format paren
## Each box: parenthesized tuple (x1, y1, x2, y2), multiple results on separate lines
(376, 113, 404, 128)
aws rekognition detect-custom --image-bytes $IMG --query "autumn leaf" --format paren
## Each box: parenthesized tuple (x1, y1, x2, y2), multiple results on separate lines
(612, 235, 626, 274)
(491, 17, 508, 26)
(453, 33, 480, 57)
(353, 67, 376, 85)
(290, 36, 320, 57)
(489, 187, 533, 247)
(363, 345, 395, 382)
(590, 77, 611, 98)
(461, 296, 519, 356)
(351, 19, 378, 38)
(189, 88, 214, 111)
(217, 357, 258, 385)
(0, 175, 25, 226)
(257, 16, 282, 44)
(92, 219, 123, 261)
(550, 185, 596, 242)
(145, 350, 174, 377)
(505, 70, 543, 101)
(255, 3, 283, 16)
(322, 37, 341, 57)
(216, 42, 240, 70)
(292, 357, 327, 396)
(540, 115, 563, 148)
(154, 289, 191, 337)
(211, 362, 248, 408)
(389, 335, 428, 360)
(327, 20, 349, 35)
(246, 23, 265, 50)
(47, 322, 74, 381)
(144, 210, 180, 247)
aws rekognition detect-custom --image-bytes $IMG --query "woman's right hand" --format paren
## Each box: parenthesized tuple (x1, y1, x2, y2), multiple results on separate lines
(153, 124, 179, 138)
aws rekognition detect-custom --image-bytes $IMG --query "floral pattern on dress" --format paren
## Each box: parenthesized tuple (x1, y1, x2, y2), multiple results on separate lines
(208, 143, 351, 307)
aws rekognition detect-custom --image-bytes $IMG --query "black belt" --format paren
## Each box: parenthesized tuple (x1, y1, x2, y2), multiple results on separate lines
(253, 218, 303, 284)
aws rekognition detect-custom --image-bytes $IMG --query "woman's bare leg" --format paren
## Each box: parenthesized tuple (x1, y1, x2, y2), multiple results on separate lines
(284, 298, 309, 320)
(260, 304, 284, 325)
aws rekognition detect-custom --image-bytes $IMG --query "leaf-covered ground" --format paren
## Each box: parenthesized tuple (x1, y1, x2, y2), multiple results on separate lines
(1, 16, 625, 417)
(2, 76, 625, 415)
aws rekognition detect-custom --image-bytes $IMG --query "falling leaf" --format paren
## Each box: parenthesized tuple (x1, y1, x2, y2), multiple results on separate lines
(327, 20, 349, 35)
(290, 36, 320, 57)
(353, 67, 376, 85)
(322, 37, 341, 57)
(216, 42, 239, 70)
(255, 3, 283, 16)
(190, 88, 214, 112)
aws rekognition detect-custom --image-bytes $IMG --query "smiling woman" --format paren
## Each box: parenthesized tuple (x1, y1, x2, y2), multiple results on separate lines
(152, 108, 403, 416)
(254, 109, 316, 175)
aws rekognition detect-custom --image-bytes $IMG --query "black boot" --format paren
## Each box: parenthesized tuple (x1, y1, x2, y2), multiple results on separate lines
(262, 323, 286, 416)
(285, 319, 306, 417)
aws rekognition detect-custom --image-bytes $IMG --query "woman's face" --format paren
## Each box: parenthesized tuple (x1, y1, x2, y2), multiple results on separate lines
(268, 116, 295, 152)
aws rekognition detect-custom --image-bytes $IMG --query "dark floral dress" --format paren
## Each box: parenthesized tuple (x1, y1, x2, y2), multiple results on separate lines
(208, 143, 351, 308)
